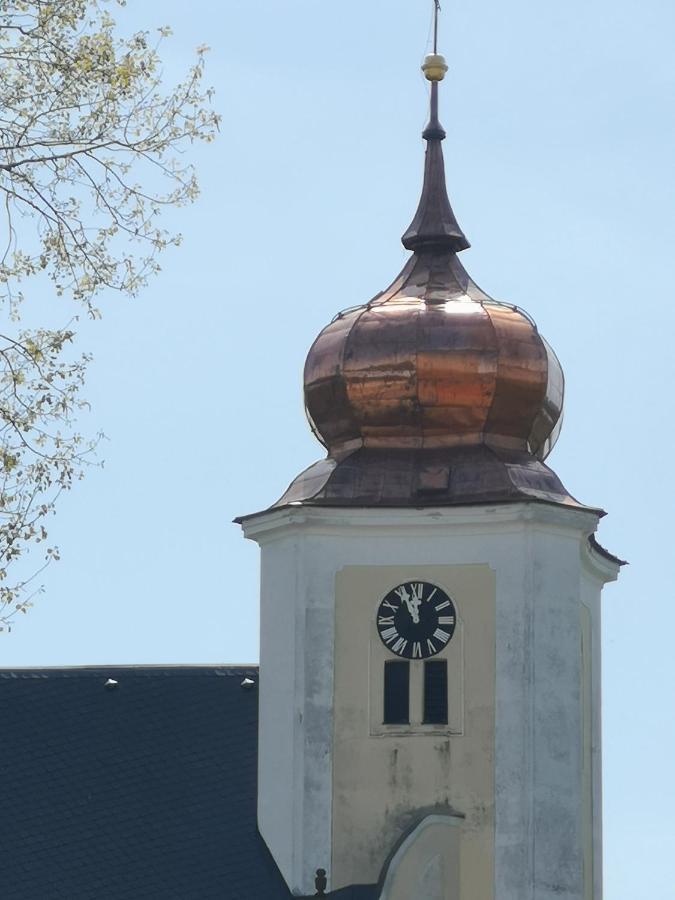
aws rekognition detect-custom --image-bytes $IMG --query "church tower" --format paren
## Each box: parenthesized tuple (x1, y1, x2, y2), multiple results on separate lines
(239, 9, 621, 898)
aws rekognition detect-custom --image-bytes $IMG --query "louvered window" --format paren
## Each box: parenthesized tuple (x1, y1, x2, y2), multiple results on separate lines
(423, 660, 448, 725)
(383, 660, 410, 724)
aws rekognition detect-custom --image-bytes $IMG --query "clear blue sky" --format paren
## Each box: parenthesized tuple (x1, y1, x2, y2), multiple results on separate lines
(3, 1, 674, 897)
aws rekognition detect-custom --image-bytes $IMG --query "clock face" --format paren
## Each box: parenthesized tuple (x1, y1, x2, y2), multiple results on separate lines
(376, 581, 457, 660)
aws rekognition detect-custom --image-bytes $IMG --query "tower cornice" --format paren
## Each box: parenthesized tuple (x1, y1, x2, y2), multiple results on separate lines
(238, 500, 605, 544)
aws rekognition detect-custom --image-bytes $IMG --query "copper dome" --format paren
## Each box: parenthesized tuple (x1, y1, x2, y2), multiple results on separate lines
(304, 251, 563, 462)
(267, 76, 584, 512)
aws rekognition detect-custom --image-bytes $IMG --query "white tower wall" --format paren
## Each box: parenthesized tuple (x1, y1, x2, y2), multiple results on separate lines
(241, 502, 619, 898)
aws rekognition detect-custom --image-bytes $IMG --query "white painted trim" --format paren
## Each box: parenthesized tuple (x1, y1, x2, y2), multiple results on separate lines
(580, 541, 621, 584)
(379, 814, 463, 900)
(241, 502, 601, 543)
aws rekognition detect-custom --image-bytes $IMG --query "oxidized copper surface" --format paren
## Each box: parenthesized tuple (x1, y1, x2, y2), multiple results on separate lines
(304, 250, 562, 461)
(290, 240, 574, 513)
(268, 445, 594, 514)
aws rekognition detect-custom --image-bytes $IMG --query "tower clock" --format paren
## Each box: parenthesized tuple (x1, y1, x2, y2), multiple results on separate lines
(376, 581, 457, 659)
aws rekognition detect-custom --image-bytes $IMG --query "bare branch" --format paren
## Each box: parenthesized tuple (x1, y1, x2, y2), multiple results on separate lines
(0, 1, 217, 629)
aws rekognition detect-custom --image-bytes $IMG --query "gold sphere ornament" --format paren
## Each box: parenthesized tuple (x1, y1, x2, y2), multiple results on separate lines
(422, 53, 448, 82)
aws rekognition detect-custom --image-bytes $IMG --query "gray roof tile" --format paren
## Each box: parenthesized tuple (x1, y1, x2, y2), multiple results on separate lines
(0, 666, 376, 900)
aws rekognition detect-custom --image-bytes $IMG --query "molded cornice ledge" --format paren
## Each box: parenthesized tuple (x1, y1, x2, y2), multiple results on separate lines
(582, 535, 623, 584)
(238, 501, 604, 545)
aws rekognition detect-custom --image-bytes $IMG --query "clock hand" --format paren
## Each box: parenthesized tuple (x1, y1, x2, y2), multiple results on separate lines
(396, 585, 421, 624)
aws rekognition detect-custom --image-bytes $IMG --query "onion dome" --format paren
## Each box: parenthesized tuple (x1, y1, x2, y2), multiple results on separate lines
(303, 259, 563, 463)
(273, 53, 588, 512)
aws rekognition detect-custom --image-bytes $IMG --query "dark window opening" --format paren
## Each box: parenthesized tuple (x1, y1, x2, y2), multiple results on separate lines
(424, 660, 448, 725)
(384, 660, 410, 724)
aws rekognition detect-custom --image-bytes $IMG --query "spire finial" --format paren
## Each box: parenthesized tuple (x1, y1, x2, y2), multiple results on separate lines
(401, 2, 470, 254)
(422, 1, 449, 86)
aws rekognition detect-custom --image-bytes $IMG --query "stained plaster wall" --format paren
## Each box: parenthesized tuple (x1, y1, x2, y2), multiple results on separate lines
(332, 563, 495, 894)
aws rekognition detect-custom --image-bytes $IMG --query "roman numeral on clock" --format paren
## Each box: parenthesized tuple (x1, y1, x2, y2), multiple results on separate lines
(438, 616, 455, 625)
(434, 628, 451, 643)
(378, 616, 395, 626)
(381, 627, 398, 644)
(435, 599, 451, 611)
(412, 642, 422, 659)
(392, 637, 408, 654)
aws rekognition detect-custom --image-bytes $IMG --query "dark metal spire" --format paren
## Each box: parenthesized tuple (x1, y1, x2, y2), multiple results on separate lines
(401, 8, 470, 254)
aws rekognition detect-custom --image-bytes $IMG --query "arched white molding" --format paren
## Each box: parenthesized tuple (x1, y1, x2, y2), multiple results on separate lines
(379, 814, 462, 900)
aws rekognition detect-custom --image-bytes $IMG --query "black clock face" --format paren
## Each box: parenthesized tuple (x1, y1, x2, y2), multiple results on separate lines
(376, 581, 456, 659)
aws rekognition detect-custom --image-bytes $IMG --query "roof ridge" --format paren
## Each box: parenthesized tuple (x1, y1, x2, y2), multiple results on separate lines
(0, 663, 260, 678)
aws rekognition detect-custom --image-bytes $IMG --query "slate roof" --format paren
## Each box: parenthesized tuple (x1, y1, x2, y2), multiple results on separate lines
(0, 666, 377, 900)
